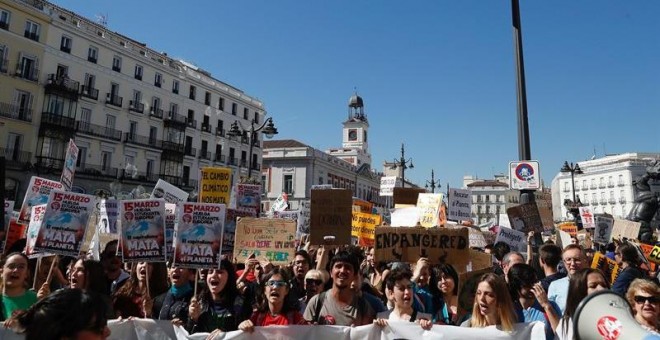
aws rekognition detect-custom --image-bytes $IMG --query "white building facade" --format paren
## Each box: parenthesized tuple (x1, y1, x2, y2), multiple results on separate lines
(551, 153, 660, 222)
(463, 175, 509, 225)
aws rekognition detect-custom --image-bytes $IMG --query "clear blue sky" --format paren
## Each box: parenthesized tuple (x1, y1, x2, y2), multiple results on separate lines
(53, 0, 660, 190)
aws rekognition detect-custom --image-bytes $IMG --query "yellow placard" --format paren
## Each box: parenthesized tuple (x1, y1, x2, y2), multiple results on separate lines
(416, 193, 443, 228)
(559, 223, 577, 237)
(199, 167, 232, 204)
(648, 245, 660, 265)
(351, 212, 380, 242)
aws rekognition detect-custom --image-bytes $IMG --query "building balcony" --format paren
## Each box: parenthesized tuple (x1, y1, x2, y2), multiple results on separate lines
(241, 136, 249, 144)
(574, 185, 581, 191)
(76, 163, 119, 179)
(75, 121, 122, 141)
(240, 159, 247, 167)
(590, 184, 597, 189)
(159, 175, 182, 187)
(15, 65, 38, 81)
(591, 200, 599, 206)
(619, 197, 626, 204)
(608, 198, 616, 204)
(112, 65, 121, 72)
(216, 127, 225, 137)
(600, 198, 607, 205)
(149, 107, 163, 119)
(187, 119, 197, 129)
(251, 162, 261, 170)
(214, 153, 225, 163)
(129, 100, 144, 114)
(105, 93, 123, 107)
(45, 74, 79, 99)
(201, 123, 212, 133)
(87, 56, 97, 64)
(35, 156, 64, 172)
(154, 80, 161, 88)
(598, 183, 606, 189)
(40, 112, 75, 130)
(60, 46, 71, 54)
(1, 147, 31, 169)
(252, 139, 260, 148)
(79, 86, 99, 100)
(228, 157, 238, 166)
(164, 111, 187, 127)
(120, 169, 158, 183)
(24, 31, 39, 41)
(198, 150, 211, 160)
(617, 181, 625, 187)
(162, 140, 185, 153)
(123, 132, 162, 149)
(607, 182, 615, 188)
(184, 147, 196, 157)
(0, 102, 32, 122)
(563, 188, 569, 193)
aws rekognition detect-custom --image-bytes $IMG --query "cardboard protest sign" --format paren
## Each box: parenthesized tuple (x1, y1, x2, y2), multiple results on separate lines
(468, 227, 487, 248)
(34, 191, 96, 257)
(351, 212, 380, 246)
(119, 199, 166, 262)
(60, 139, 79, 191)
(579, 207, 595, 229)
(224, 209, 256, 255)
(353, 199, 374, 214)
(469, 249, 493, 272)
(1, 201, 14, 253)
(234, 217, 296, 265)
(611, 219, 641, 241)
(591, 252, 621, 284)
(199, 167, 232, 204)
(538, 205, 554, 231)
(390, 207, 420, 227)
(174, 202, 226, 268)
(151, 179, 189, 204)
(164, 203, 176, 261)
(97, 199, 119, 234)
(298, 200, 311, 237)
(236, 184, 261, 215)
(393, 187, 425, 206)
(506, 202, 543, 233)
(417, 193, 443, 228)
(374, 226, 469, 267)
(310, 189, 352, 245)
(594, 215, 614, 244)
(559, 223, 577, 237)
(494, 227, 526, 253)
(447, 188, 472, 221)
(18, 177, 64, 224)
(25, 205, 46, 258)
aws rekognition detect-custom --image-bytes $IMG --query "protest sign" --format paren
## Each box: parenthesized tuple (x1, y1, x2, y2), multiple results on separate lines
(375, 227, 469, 267)
(119, 199, 166, 262)
(310, 189, 352, 245)
(393, 187, 425, 206)
(97, 199, 118, 234)
(234, 217, 296, 265)
(611, 219, 641, 241)
(164, 203, 176, 260)
(594, 215, 614, 244)
(648, 245, 660, 265)
(4, 212, 26, 254)
(351, 212, 380, 246)
(236, 184, 261, 215)
(273, 210, 300, 223)
(352, 198, 374, 214)
(390, 207, 420, 227)
(506, 202, 543, 233)
(468, 227, 487, 248)
(34, 191, 96, 257)
(18, 176, 64, 224)
(417, 193, 443, 228)
(270, 193, 289, 214)
(538, 205, 554, 230)
(199, 167, 232, 204)
(151, 179, 189, 204)
(60, 139, 79, 191)
(447, 188, 472, 221)
(1, 200, 14, 253)
(224, 209, 255, 255)
(379, 176, 399, 197)
(25, 205, 46, 258)
(579, 207, 595, 229)
(558, 223, 577, 237)
(591, 252, 621, 284)
(555, 228, 573, 250)
(494, 227, 526, 253)
(298, 200, 311, 236)
(174, 202, 226, 268)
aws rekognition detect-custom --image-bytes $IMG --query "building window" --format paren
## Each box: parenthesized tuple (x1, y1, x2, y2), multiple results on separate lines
(189, 85, 196, 100)
(154, 73, 162, 87)
(243, 108, 249, 120)
(283, 175, 293, 194)
(0, 9, 10, 30)
(231, 103, 237, 115)
(149, 126, 158, 143)
(112, 56, 121, 72)
(24, 20, 40, 41)
(134, 64, 143, 80)
(60, 35, 72, 53)
(218, 97, 224, 111)
(146, 160, 154, 176)
(101, 152, 111, 171)
(17, 54, 38, 81)
(169, 102, 178, 115)
(205, 91, 211, 106)
(0, 44, 7, 73)
(76, 147, 87, 168)
(172, 80, 179, 94)
(87, 46, 98, 63)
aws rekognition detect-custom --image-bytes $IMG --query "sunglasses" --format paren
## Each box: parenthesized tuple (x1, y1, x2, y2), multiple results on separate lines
(306, 278, 322, 286)
(266, 280, 288, 288)
(634, 295, 660, 304)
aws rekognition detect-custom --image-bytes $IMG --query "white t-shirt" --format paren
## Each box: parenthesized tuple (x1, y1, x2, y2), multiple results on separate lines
(555, 317, 573, 340)
(377, 309, 432, 322)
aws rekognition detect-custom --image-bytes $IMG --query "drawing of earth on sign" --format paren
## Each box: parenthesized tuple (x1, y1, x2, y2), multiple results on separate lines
(124, 219, 161, 238)
(42, 212, 88, 246)
(239, 196, 258, 207)
(179, 223, 221, 243)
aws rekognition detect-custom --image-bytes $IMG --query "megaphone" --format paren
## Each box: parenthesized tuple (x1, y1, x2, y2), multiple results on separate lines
(574, 290, 660, 340)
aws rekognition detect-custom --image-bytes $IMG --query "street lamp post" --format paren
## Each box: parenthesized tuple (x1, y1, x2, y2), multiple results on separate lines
(560, 161, 583, 203)
(425, 169, 441, 193)
(390, 143, 413, 188)
(227, 117, 278, 180)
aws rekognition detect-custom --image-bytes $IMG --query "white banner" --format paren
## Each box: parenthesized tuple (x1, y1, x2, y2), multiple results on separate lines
(578, 207, 595, 229)
(447, 188, 472, 221)
(151, 179, 189, 204)
(390, 207, 420, 227)
(0, 319, 544, 340)
(379, 176, 400, 197)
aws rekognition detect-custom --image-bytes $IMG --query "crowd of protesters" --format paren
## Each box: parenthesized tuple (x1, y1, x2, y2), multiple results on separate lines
(1, 233, 659, 339)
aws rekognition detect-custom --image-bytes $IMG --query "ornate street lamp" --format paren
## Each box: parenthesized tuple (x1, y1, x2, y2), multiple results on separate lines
(560, 161, 583, 203)
(390, 143, 413, 188)
(227, 117, 278, 179)
(425, 169, 441, 193)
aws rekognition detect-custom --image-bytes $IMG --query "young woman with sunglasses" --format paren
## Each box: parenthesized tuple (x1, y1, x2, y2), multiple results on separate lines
(626, 278, 660, 334)
(237, 268, 308, 333)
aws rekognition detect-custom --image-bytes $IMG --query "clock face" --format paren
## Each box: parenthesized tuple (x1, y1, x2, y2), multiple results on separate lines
(348, 129, 358, 141)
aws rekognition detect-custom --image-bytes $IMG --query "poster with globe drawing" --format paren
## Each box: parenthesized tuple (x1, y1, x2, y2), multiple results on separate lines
(119, 199, 166, 263)
(18, 177, 64, 224)
(174, 202, 226, 269)
(25, 204, 47, 258)
(34, 190, 96, 257)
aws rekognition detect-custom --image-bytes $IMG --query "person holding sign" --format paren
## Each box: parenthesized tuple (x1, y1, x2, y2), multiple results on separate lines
(374, 268, 433, 330)
(237, 268, 307, 333)
(153, 265, 194, 324)
(460, 273, 517, 332)
(112, 262, 168, 318)
(1, 253, 37, 327)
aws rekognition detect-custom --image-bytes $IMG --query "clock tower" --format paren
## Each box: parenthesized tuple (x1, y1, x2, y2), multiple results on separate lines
(333, 93, 371, 166)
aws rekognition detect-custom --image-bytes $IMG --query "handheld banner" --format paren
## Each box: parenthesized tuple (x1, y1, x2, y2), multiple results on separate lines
(151, 179, 189, 204)
(558, 222, 577, 237)
(506, 202, 543, 233)
(298, 199, 311, 237)
(416, 193, 443, 228)
(236, 184, 261, 216)
(224, 208, 256, 255)
(611, 219, 641, 241)
(379, 176, 399, 197)
(578, 207, 595, 229)
(98, 199, 119, 234)
(390, 207, 420, 227)
(60, 138, 79, 191)
(594, 215, 614, 244)
(199, 167, 232, 204)
(352, 199, 374, 214)
(18, 176, 64, 224)
(375, 226, 469, 267)
(351, 212, 380, 246)
(447, 188, 472, 221)
(25, 204, 46, 258)
(591, 252, 621, 284)
(310, 189, 352, 245)
(119, 199, 166, 262)
(270, 192, 289, 214)
(468, 227, 487, 248)
(34, 191, 96, 257)
(174, 202, 226, 269)
(648, 245, 660, 265)
(494, 227, 526, 253)
(234, 217, 296, 265)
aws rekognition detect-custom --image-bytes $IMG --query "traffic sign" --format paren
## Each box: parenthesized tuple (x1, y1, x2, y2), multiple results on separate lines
(509, 161, 540, 190)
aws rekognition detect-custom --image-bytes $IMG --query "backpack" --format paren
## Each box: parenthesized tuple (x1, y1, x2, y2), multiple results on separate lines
(312, 291, 368, 324)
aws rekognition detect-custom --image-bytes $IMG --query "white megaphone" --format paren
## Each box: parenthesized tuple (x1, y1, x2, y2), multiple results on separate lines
(574, 290, 660, 340)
